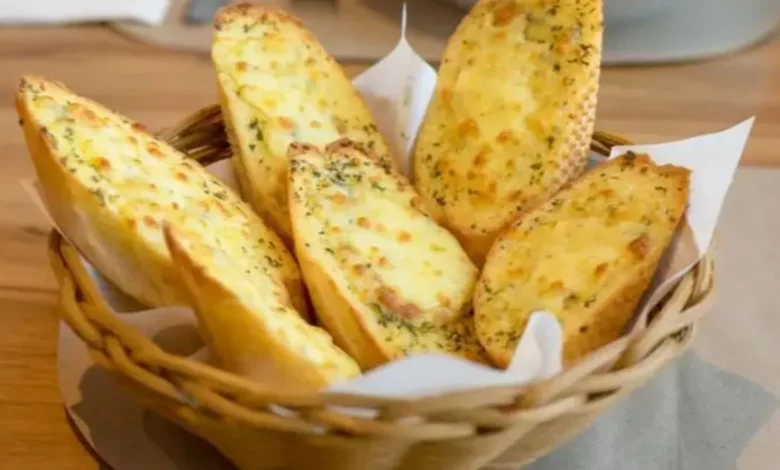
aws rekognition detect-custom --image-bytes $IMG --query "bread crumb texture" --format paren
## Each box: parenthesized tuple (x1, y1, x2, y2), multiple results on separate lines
(17, 75, 306, 313)
(414, 0, 603, 264)
(290, 141, 488, 364)
(213, 3, 393, 240)
(475, 153, 690, 366)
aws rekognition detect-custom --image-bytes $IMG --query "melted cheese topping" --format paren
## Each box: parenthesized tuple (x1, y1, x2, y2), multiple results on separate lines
(213, 4, 393, 239)
(20, 76, 301, 309)
(291, 142, 486, 362)
(414, 0, 602, 263)
(476, 154, 690, 364)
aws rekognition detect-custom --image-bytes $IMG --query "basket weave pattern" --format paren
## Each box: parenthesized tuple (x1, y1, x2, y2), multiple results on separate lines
(49, 105, 716, 470)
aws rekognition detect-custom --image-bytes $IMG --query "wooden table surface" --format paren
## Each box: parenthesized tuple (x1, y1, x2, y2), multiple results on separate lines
(0, 25, 778, 469)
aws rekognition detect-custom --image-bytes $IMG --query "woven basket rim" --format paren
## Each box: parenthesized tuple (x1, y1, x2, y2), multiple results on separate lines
(47, 104, 716, 440)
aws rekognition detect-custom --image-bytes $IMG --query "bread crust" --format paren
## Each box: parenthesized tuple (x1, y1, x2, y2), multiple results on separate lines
(16, 75, 311, 322)
(413, 0, 603, 266)
(289, 141, 487, 369)
(164, 225, 359, 388)
(475, 154, 691, 366)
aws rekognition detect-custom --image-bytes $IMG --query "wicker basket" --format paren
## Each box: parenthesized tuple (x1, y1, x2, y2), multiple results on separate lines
(49, 105, 715, 470)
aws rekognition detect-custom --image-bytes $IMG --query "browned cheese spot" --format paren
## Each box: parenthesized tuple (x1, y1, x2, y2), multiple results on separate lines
(215, 201, 229, 216)
(68, 103, 98, 123)
(147, 143, 164, 158)
(628, 234, 650, 260)
(330, 194, 347, 205)
(142, 216, 158, 228)
(458, 119, 480, 139)
(377, 286, 422, 320)
(131, 122, 148, 133)
(279, 117, 296, 131)
(474, 150, 488, 168)
(594, 263, 609, 279)
(437, 293, 453, 308)
(397, 231, 412, 243)
(493, 2, 520, 27)
(497, 130, 513, 143)
(93, 157, 110, 171)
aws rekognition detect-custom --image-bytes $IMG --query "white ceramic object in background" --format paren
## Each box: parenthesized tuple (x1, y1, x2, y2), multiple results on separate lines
(445, 0, 780, 65)
(603, 0, 678, 26)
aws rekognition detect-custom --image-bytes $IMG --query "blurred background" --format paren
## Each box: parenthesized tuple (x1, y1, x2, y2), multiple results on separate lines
(3, 0, 778, 143)
(4, 0, 780, 63)
(3, 0, 777, 160)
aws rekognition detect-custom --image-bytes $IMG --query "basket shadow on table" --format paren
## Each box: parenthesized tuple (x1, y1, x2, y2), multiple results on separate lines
(69, 323, 236, 470)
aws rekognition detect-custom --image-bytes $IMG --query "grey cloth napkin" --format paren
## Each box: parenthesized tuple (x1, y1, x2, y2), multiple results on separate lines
(528, 351, 778, 470)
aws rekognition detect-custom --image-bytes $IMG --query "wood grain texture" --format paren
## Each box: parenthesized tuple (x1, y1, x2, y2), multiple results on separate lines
(0, 25, 777, 469)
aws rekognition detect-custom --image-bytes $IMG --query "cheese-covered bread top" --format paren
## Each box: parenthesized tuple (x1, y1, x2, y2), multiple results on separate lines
(17, 75, 308, 316)
(164, 225, 360, 388)
(289, 140, 486, 366)
(212, 3, 393, 241)
(413, 0, 602, 265)
(475, 154, 690, 366)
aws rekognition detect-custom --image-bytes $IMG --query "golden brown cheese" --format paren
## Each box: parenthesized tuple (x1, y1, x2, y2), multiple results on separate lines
(16, 75, 311, 320)
(413, 0, 603, 265)
(212, 3, 393, 242)
(475, 154, 690, 366)
(289, 140, 487, 369)
(164, 225, 360, 388)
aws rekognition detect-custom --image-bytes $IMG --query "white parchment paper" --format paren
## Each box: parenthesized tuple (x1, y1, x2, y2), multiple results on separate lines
(20, 9, 752, 469)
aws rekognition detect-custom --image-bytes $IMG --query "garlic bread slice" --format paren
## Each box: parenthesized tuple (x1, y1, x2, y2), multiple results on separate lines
(289, 140, 486, 369)
(413, 0, 603, 265)
(212, 3, 393, 243)
(475, 154, 690, 366)
(164, 225, 360, 388)
(16, 75, 310, 321)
